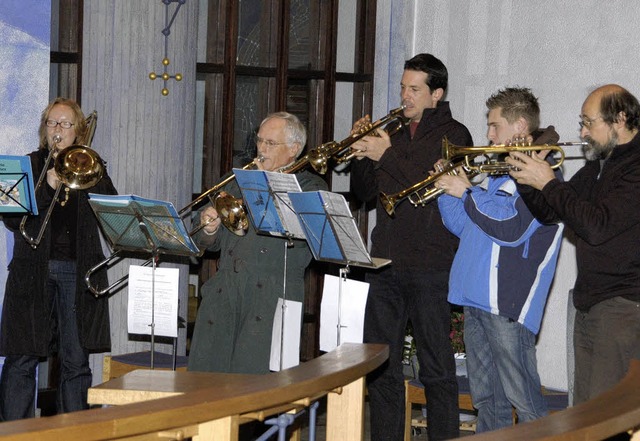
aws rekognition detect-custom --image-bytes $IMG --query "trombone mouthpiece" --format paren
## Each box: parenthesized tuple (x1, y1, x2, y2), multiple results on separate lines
(257, 155, 265, 162)
(53, 135, 62, 144)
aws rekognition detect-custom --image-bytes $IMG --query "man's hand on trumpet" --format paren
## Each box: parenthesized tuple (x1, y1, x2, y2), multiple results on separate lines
(350, 115, 392, 162)
(200, 204, 222, 236)
(506, 151, 556, 190)
(434, 160, 472, 198)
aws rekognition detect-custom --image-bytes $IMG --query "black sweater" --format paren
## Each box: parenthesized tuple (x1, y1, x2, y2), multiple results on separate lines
(519, 131, 640, 311)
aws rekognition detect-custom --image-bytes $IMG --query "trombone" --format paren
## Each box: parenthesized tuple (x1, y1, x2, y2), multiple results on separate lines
(84, 106, 409, 297)
(380, 137, 587, 216)
(19, 112, 105, 248)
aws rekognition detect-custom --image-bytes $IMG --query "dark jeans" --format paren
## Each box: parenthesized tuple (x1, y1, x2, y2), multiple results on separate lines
(0, 260, 91, 421)
(364, 268, 458, 441)
(464, 307, 547, 432)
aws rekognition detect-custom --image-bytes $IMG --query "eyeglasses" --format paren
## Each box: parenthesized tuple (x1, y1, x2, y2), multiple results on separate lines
(578, 115, 603, 130)
(46, 119, 75, 129)
(255, 135, 288, 148)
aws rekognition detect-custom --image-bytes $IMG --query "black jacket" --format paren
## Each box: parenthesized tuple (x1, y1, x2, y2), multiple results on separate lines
(350, 101, 473, 271)
(518, 131, 640, 311)
(1, 148, 117, 356)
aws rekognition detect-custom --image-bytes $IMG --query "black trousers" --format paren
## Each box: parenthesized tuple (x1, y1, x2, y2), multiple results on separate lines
(364, 268, 459, 441)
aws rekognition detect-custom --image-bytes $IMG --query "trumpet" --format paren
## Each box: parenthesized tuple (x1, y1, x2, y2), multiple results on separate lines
(380, 159, 474, 216)
(380, 137, 587, 216)
(280, 106, 408, 175)
(85, 107, 409, 296)
(20, 112, 104, 248)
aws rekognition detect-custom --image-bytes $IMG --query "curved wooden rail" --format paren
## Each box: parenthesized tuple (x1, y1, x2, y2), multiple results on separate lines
(0, 343, 388, 441)
(464, 359, 640, 440)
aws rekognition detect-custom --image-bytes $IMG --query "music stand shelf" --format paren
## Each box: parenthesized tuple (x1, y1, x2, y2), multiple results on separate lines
(88, 194, 200, 368)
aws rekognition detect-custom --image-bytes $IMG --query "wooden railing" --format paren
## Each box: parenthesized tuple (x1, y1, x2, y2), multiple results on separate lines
(0, 343, 388, 441)
(463, 359, 640, 440)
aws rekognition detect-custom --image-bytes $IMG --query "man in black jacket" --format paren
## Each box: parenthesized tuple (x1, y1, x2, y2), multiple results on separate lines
(350, 53, 473, 441)
(508, 84, 640, 405)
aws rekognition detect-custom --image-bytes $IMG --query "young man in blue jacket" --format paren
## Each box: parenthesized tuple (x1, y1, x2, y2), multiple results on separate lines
(436, 87, 563, 432)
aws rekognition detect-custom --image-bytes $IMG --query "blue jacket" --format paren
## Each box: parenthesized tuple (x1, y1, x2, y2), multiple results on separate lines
(438, 175, 563, 334)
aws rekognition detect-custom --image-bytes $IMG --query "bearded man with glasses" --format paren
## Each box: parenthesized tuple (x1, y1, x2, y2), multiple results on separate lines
(508, 84, 640, 405)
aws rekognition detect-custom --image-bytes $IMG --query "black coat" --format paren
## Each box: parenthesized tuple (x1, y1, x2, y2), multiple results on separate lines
(0, 148, 117, 356)
(350, 101, 473, 271)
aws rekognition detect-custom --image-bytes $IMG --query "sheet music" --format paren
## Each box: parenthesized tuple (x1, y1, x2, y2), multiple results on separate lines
(233, 168, 306, 238)
(265, 172, 305, 237)
(319, 191, 372, 264)
(127, 265, 180, 338)
(87, 194, 199, 255)
(0, 155, 38, 214)
(269, 298, 302, 371)
(319, 274, 369, 352)
(289, 191, 379, 266)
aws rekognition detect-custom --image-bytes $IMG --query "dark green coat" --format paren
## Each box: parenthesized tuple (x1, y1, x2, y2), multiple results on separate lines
(188, 170, 327, 374)
(0, 148, 116, 356)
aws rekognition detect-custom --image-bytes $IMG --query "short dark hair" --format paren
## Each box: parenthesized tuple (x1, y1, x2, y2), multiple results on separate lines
(486, 87, 540, 132)
(599, 87, 640, 131)
(404, 53, 448, 92)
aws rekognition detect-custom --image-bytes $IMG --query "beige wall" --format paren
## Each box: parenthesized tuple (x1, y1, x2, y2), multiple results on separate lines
(373, 0, 640, 391)
(82, 0, 198, 383)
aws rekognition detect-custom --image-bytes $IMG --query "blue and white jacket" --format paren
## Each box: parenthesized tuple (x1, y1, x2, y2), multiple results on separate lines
(438, 175, 563, 335)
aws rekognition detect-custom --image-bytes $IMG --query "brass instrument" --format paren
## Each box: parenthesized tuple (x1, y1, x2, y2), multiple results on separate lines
(281, 106, 408, 175)
(178, 158, 263, 235)
(85, 107, 408, 296)
(19, 112, 104, 248)
(380, 158, 473, 216)
(380, 137, 587, 216)
(84, 158, 261, 297)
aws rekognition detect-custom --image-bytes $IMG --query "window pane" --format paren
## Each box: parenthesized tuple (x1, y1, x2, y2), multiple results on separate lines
(336, 0, 357, 73)
(237, 0, 277, 68)
(199, 0, 226, 64)
(235, 75, 276, 165)
(286, 79, 323, 152)
(289, 0, 330, 70)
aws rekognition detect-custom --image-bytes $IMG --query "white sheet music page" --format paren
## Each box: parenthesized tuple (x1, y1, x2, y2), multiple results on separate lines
(127, 265, 180, 338)
(269, 298, 302, 371)
(320, 191, 371, 264)
(265, 171, 305, 238)
(319, 274, 369, 352)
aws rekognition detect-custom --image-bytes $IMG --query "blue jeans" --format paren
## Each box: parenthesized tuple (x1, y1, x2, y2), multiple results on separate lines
(0, 260, 91, 420)
(573, 296, 640, 404)
(464, 307, 547, 433)
(364, 268, 458, 441)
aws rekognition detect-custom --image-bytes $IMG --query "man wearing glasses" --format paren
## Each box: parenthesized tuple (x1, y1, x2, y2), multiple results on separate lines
(508, 84, 640, 404)
(188, 112, 327, 375)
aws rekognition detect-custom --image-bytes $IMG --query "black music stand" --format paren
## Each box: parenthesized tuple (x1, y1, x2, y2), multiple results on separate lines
(288, 190, 391, 347)
(0, 155, 38, 215)
(87, 194, 200, 368)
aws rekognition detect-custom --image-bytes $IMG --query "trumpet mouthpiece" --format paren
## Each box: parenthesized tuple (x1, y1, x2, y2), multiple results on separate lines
(257, 155, 265, 162)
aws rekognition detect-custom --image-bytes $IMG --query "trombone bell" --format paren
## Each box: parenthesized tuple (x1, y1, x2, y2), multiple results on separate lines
(55, 145, 105, 190)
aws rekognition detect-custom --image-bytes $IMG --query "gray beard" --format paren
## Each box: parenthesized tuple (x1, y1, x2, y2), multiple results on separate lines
(583, 132, 617, 161)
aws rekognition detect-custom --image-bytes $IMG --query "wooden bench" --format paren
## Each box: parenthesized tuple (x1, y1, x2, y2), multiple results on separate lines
(0, 343, 388, 441)
(465, 359, 640, 440)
